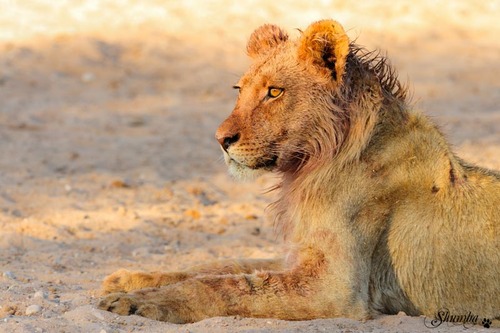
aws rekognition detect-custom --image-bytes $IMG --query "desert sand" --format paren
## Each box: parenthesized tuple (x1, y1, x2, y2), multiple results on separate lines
(0, 1, 499, 332)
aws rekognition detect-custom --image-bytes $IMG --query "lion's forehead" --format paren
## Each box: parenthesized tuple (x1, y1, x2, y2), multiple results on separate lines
(240, 49, 301, 89)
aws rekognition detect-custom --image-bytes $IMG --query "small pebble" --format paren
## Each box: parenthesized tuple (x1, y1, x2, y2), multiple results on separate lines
(3, 271, 16, 280)
(34, 290, 47, 299)
(81, 72, 95, 83)
(25, 304, 42, 316)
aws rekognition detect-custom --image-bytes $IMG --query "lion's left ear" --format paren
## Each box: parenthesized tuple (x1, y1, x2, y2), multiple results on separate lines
(247, 24, 289, 58)
(298, 20, 349, 82)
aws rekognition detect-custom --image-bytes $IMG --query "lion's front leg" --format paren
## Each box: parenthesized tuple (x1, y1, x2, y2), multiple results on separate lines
(99, 271, 338, 323)
(98, 250, 368, 323)
(101, 258, 283, 294)
(101, 269, 192, 294)
(99, 273, 319, 323)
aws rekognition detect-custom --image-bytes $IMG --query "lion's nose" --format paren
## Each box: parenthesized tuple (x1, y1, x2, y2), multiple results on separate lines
(216, 132, 240, 151)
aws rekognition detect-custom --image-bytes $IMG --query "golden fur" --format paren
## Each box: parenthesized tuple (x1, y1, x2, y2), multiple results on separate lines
(98, 20, 500, 325)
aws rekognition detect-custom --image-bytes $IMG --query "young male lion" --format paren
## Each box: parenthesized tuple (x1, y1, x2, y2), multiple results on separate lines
(98, 20, 500, 324)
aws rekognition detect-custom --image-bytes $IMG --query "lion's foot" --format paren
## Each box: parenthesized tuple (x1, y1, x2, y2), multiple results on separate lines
(98, 292, 163, 320)
(101, 269, 189, 294)
(98, 292, 142, 316)
(102, 269, 152, 294)
(98, 290, 185, 323)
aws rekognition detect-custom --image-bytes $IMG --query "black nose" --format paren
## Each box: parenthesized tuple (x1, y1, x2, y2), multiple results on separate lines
(217, 133, 240, 151)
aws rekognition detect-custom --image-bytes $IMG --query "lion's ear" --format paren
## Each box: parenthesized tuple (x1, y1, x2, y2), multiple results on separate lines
(298, 20, 349, 82)
(247, 24, 289, 58)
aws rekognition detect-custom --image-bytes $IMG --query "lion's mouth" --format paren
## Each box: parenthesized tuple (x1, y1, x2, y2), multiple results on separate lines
(252, 155, 278, 170)
(225, 152, 278, 171)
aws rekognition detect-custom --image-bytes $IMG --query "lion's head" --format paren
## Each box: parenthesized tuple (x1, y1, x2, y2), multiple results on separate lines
(216, 20, 403, 179)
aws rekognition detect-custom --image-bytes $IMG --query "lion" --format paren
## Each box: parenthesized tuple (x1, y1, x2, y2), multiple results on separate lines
(98, 20, 500, 325)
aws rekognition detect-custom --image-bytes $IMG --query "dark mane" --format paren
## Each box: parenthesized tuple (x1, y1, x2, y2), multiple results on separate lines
(345, 43, 409, 102)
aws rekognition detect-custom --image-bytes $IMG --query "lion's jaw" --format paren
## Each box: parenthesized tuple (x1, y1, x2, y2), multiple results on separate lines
(220, 148, 272, 180)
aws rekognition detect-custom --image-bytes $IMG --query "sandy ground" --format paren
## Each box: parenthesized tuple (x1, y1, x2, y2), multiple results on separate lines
(0, 1, 499, 332)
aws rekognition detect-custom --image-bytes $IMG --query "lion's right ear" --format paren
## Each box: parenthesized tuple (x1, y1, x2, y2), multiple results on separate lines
(246, 24, 289, 58)
(298, 20, 349, 83)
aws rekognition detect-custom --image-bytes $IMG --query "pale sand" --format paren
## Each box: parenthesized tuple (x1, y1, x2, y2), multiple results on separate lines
(0, 1, 499, 332)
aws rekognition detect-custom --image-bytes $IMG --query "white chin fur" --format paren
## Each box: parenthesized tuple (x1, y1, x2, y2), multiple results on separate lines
(223, 151, 266, 181)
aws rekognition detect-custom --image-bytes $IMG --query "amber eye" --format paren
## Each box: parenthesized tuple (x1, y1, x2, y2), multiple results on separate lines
(268, 87, 284, 98)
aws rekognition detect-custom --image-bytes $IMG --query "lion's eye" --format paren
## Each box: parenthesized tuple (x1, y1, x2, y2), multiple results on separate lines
(268, 87, 284, 98)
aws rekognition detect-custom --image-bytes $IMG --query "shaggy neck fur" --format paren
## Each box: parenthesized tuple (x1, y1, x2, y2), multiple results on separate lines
(273, 44, 410, 240)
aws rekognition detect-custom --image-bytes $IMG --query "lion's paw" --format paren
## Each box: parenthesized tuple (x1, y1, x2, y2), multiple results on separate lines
(98, 292, 163, 320)
(101, 269, 154, 294)
(98, 292, 140, 315)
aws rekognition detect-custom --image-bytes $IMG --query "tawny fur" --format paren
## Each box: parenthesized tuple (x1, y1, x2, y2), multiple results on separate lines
(99, 20, 500, 324)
